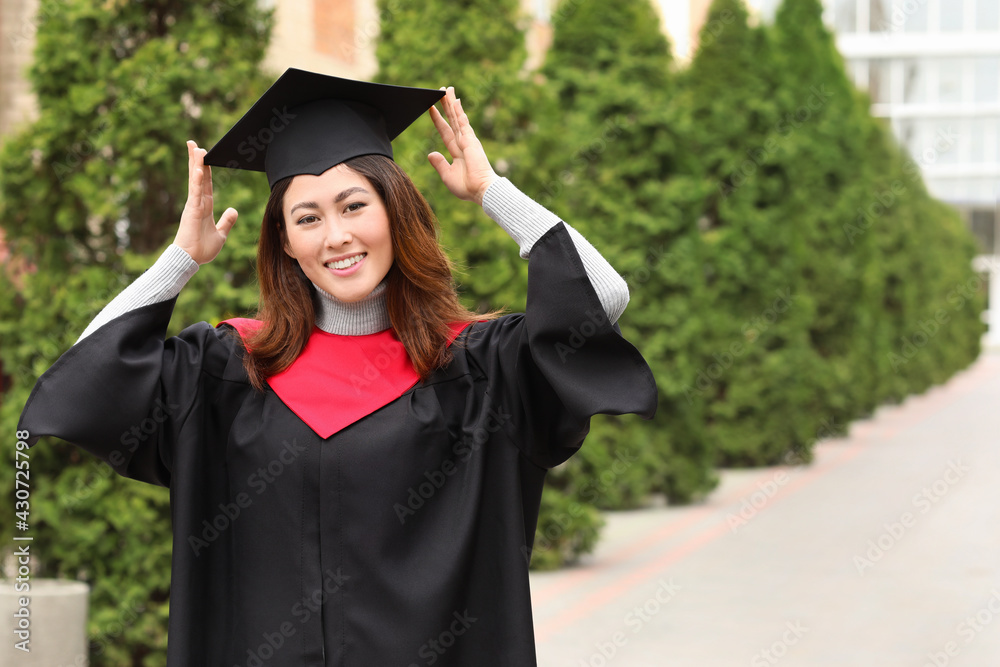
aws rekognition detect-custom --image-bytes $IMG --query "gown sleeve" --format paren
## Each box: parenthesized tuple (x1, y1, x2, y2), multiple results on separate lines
(462, 219, 658, 470)
(16, 296, 236, 488)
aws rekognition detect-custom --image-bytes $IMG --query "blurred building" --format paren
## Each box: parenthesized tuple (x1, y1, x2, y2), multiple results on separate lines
(0, 0, 39, 143)
(752, 0, 999, 344)
(1, 0, 996, 343)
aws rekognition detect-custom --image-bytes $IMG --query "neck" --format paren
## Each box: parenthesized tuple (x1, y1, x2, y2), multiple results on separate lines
(311, 280, 391, 335)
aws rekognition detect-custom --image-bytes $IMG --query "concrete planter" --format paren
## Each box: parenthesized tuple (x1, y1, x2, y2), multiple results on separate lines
(1, 578, 89, 666)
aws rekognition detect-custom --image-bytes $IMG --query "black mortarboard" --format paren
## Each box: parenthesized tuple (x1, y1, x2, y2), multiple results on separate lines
(203, 68, 445, 189)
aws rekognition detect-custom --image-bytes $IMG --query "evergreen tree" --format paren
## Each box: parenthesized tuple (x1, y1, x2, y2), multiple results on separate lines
(677, 0, 829, 465)
(374, 0, 611, 569)
(0, 1, 273, 663)
(770, 0, 888, 427)
(375, 0, 535, 312)
(537, 0, 719, 501)
(772, 0, 984, 412)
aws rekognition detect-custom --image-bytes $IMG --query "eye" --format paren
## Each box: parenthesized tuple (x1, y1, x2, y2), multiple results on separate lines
(345, 201, 366, 213)
(296, 214, 318, 225)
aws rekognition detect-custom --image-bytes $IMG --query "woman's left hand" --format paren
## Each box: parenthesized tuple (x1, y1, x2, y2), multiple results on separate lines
(428, 86, 499, 206)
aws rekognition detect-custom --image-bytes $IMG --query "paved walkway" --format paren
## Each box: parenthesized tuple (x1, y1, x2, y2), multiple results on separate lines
(531, 349, 1000, 667)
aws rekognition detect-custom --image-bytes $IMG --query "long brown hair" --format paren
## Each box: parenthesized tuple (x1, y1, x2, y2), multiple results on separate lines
(239, 154, 500, 392)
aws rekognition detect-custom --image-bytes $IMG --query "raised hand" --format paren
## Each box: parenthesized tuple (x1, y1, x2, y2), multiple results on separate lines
(427, 86, 499, 206)
(174, 140, 238, 265)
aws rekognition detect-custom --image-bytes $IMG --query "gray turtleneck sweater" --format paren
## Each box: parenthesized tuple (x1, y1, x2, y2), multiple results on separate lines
(75, 178, 629, 343)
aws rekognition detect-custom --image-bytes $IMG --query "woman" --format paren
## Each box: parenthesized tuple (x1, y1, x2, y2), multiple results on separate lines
(19, 69, 656, 666)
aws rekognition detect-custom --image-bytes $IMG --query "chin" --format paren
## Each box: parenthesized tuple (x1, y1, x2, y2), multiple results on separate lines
(322, 283, 375, 303)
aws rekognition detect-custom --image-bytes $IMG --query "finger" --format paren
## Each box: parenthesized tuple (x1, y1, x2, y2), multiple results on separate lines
(187, 144, 194, 191)
(193, 148, 214, 202)
(201, 151, 214, 201)
(192, 167, 204, 203)
(430, 106, 461, 158)
(454, 99, 480, 152)
(427, 151, 450, 178)
(216, 207, 238, 238)
(429, 105, 454, 143)
(448, 87, 462, 142)
(191, 146, 203, 193)
(456, 98, 471, 135)
(442, 87, 457, 137)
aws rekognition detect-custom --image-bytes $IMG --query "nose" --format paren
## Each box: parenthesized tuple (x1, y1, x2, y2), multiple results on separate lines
(323, 219, 353, 248)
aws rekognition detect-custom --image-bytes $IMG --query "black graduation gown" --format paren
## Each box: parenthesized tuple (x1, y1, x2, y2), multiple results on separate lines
(18, 222, 657, 666)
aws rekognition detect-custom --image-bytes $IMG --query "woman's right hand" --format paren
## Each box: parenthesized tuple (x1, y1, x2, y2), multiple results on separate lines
(174, 140, 238, 265)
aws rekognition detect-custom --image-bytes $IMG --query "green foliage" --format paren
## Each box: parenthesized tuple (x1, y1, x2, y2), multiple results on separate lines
(375, 0, 533, 312)
(0, 1, 274, 664)
(374, 0, 617, 569)
(0, 4, 987, 652)
(538, 0, 720, 502)
(770, 0, 983, 419)
(677, 0, 827, 466)
(528, 469, 604, 571)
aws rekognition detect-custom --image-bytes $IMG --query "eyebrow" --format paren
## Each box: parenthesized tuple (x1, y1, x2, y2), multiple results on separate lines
(288, 186, 370, 217)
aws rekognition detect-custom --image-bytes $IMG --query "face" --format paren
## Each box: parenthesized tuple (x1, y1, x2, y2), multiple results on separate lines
(282, 163, 393, 303)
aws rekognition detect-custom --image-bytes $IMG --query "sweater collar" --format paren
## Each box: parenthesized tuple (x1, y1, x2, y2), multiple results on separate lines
(310, 279, 391, 335)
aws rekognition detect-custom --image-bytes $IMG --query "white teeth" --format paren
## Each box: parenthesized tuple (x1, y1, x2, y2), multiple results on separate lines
(327, 253, 365, 270)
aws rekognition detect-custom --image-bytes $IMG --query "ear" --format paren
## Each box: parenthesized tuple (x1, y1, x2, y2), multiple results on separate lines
(281, 226, 296, 259)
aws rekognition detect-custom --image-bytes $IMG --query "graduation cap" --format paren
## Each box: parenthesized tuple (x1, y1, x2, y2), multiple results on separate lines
(203, 68, 445, 189)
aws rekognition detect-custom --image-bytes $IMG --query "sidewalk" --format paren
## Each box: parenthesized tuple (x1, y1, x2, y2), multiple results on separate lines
(531, 349, 1000, 667)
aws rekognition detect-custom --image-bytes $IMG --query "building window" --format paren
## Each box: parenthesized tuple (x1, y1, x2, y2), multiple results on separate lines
(938, 59, 963, 104)
(869, 59, 892, 104)
(976, 0, 1000, 31)
(903, 0, 930, 32)
(903, 59, 927, 105)
(834, 0, 857, 33)
(941, 3, 964, 32)
(971, 209, 997, 255)
(870, 0, 892, 32)
(974, 57, 1000, 103)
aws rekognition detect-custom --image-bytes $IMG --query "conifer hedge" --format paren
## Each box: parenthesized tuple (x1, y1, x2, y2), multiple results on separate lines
(0, 0, 986, 661)
(0, 1, 274, 663)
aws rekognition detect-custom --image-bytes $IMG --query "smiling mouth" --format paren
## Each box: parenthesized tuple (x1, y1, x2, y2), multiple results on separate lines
(326, 253, 366, 270)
